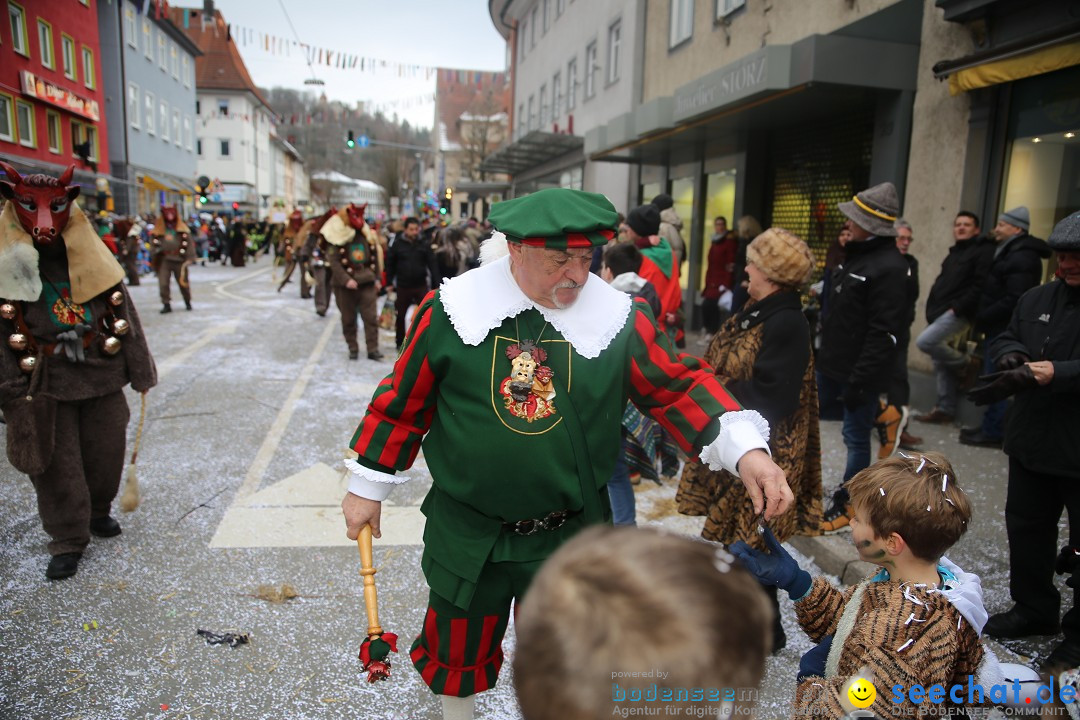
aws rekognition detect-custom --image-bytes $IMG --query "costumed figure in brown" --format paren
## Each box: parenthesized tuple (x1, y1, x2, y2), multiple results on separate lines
(324, 203, 385, 360)
(0, 162, 157, 580)
(150, 205, 193, 313)
(116, 217, 142, 286)
(277, 208, 334, 304)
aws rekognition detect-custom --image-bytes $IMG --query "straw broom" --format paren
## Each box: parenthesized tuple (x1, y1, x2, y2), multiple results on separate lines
(119, 392, 147, 512)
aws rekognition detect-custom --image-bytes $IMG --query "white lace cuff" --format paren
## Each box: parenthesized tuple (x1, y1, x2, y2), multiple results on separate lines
(344, 459, 408, 502)
(699, 410, 771, 476)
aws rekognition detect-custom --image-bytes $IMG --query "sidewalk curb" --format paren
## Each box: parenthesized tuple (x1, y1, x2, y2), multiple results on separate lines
(789, 533, 876, 587)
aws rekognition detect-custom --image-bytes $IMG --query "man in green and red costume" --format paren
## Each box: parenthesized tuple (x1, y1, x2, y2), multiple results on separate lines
(341, 188, 791, 720)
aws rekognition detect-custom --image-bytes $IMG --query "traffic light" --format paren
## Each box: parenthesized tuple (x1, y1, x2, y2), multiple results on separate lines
(232, 202, 239, 211)
(440, 187, 452, 215)
(195, 183, 209, 204)
(346, 130, 355, 148)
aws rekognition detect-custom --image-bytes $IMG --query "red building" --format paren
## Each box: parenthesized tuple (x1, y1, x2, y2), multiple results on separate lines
(0, 0, 108, 194)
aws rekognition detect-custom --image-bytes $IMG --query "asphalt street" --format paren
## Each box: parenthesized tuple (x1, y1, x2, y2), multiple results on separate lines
(0, 261, 1067, 720)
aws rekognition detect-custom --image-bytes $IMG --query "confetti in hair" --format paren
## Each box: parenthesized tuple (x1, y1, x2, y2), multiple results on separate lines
(898, 451, 915, 460)
(916, 457, 927, 474)
(879, 487, 886, 497)
(897, 639, 914, 652)
(927, 505, 932, 511)
(942, 474, 948, 492)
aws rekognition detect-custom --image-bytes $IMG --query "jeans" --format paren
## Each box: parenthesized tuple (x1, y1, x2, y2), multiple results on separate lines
(915, 310, 971, 415)
(817, 374, 879, 482)
(608, 439, 636, 526)
(980, 336, 1006, 439)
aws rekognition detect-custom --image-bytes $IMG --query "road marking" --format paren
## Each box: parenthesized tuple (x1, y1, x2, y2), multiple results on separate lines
(214, 265, 313, 318)
(156, 320, 240, 379)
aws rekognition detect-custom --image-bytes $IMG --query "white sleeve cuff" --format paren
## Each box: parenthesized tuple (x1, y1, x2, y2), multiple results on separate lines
(344, 459, 408, 502)
(699, 410, 771, 476)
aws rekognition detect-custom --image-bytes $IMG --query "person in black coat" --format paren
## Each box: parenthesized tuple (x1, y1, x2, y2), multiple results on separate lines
(877, 218, 922, 453)
(961, 206, 1051, 447)
(816, 183, 908, 531)
(385, 217, 439, 348)
(976, 210, 1080, 671)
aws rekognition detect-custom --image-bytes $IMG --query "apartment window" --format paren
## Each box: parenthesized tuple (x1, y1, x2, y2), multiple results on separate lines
(144, 92, 155, 135)
(530, 6, 538, 48)
(584, 41, 598, 99)
(127, 83, 140, 129)
(542, 0, 550, 33)
(196, 138, 202, 156)
(517, 103, 524, 133)
(9, 3, 28, 56)
(195, 99, 201, 115)
(527, 95, 534, 131)
(552, 72, 561, 119)
(220, 139, 230, 157)
(670, 0, 694, 48)
(566, 57, 577, 110)
(157, 31, 166, 69)
(37, 20, 54, 69)
(142, 18, 151, 59)
(182, 56, 190, 88)
(607, 21, 622, 84)
(124, 6, 137, 47)
(82, 47, 95, 89)
(46, 110, 61, 153)
(218, 99, 229, 117)
(15, 100, 35, 148)
(557, 0, 565, 18)
(183, 115, 192, 150)
(539, 84, 547, 126)
(170, 43, 179, 79)
(716, 0, 746, 18)
(61, 35, 76, 80)
(72, 122, 97, 161)
(159, 100, 169, 141)
(0, 95, 14, 142)
(172, 109, 180, 146)
(519, 19, 527, 61)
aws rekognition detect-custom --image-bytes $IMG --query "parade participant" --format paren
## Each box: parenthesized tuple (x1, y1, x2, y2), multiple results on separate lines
(340, 188, 791, 720)
(385, 217, 439, 349)
(514, 526, 771, 720)
(114, 217, 141, 286)
(276, 210, 307, 292)
(324, 203, 385, 360)
(0, 162, 157, 580)
(150, 205, 194, 313)
(624, 203, 683, 345)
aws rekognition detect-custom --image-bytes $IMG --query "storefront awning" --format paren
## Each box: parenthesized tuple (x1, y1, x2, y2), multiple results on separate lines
(139, 174, 173, 193)
(933, 30, 1080, 95)
(479, 130, 583, 176)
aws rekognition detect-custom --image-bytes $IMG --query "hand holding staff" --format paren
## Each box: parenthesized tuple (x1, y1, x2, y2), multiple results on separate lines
(356, 524, 398, 682)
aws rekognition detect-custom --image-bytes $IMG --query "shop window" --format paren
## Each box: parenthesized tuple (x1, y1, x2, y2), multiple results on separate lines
(15, 100, 35, 148)
(46, 110, 61, 154)
(670, 0, 693, 49)
(37, 19, 54, 69)
(703, 168, 738, 288)
(9, 3, 28, 57)
(62, 35, 76, 80)
(0, 94, 14, 142)
(1000, 65, 1080, 243)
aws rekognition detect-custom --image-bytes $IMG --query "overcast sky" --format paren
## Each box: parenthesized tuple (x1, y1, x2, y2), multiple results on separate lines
(212, 0, 509, 129)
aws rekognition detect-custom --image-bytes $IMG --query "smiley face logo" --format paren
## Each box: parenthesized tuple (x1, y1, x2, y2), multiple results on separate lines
(846, 676, 876, 709)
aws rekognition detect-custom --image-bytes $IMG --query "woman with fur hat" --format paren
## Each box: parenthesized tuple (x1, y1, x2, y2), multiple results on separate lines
(677, 227, 823, 653)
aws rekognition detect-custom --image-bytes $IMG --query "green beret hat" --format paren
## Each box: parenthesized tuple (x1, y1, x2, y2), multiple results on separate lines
(487, 188, 618, 249)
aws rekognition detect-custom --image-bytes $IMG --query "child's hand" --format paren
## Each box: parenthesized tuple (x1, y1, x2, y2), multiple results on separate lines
(729, 527, 812, 599)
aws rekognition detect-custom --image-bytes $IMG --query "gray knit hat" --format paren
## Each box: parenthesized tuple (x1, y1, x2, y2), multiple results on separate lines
(838, 182, 900, 237)
(1048, 210, 1080, 251)
(999, 206, 1030, 232)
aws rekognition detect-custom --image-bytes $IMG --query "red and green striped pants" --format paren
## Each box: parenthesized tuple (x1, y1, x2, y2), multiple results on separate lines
(410, 558, 543, 697)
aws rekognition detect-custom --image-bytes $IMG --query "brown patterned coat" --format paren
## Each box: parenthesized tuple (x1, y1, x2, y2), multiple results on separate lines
(676, 290, 822, 547)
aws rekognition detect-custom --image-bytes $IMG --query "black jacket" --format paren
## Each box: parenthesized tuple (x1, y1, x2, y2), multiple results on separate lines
(925, 236, 995, 323)
(975, 233, 1051, 338)
(386, 234, 438, 289)
(902, 254, 919, 329)
(991, 279, 1080, 479)
(817, 236, 909, 393)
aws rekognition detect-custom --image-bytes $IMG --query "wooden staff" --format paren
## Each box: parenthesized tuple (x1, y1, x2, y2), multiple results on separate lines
(356, 525, 397, 682)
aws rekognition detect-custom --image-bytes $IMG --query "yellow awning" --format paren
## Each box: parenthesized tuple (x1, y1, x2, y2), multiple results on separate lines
(140, 174, 172, 192)
(949, 41, 1080, 95)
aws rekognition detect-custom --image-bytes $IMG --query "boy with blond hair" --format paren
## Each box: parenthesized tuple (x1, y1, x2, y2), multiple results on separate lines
(514, 526, 771, 720)
(732, 452, 1002, 718)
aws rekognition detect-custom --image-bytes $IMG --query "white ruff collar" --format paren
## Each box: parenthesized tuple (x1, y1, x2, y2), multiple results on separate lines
(439, 255, 632, 359)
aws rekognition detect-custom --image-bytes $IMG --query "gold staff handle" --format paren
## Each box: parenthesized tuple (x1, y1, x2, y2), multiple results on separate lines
(357, 525, 383, 637)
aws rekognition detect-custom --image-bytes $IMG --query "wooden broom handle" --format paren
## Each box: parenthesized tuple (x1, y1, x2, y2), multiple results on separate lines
(357, 525, 383, 637)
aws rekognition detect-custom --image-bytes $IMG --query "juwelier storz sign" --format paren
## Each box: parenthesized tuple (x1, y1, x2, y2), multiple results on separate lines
(672, 46, 791, 124)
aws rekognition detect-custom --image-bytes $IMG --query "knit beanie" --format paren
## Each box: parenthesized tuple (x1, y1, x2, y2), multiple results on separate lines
(745, 228, 814, 288)
(999, 206, 1030, 232)
(627, 204, 661, 238)
(651, 194, 674, 211)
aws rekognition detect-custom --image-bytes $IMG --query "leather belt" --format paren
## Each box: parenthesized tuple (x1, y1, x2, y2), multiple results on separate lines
(502, 510, 578, 536)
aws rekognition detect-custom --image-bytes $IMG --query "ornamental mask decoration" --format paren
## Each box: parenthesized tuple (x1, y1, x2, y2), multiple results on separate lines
(0, 161, 80, 245)
(500, 341, 557, 422)
(346, 203, 368, 231)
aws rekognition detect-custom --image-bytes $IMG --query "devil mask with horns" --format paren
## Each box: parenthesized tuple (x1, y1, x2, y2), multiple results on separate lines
(0, 162, 124, 303)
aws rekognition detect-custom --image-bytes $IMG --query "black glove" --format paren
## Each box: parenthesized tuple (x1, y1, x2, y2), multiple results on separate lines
(798, 635, 833, 682)
(841, 384, 869, 411)
(967, 365, 1037, 406)
(729, 527, 812, 599)
(996, 352, 1030, 371)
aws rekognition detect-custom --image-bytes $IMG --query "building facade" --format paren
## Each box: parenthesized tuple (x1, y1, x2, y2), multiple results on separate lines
(1, 0, 109, 204)
(484, 0, 645, 212)
(99, 0, 200, 217)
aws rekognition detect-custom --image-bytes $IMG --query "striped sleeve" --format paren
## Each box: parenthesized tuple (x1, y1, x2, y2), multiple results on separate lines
(626, 302, 744, 454)
(794, 577, 855, 643)
(348, 291, 440, 483)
